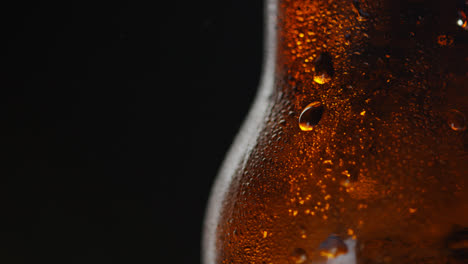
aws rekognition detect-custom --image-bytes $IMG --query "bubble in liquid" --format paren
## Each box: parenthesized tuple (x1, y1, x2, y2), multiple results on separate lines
(313, 52, 334, 84)
(447, 109, 467, 131)
(318, 234, 348, 259)
(299, 102, 324, 131)
(290, 248, 308, 264)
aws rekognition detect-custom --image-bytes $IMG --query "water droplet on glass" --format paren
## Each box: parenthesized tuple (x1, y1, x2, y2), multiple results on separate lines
(299, 225, 307, 239)
(447, 109, 466, 131)
(457, 10, 468, 30)
(299, 102, 324, 131)
(313, 74, 332, 85)
(340, 179, 351, 188)
(313, 52, 334, 84)
(290, 248, 308, 264)
(318, 234, 348, 259)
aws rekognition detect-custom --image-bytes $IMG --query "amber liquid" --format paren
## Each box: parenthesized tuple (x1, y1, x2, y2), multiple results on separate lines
(204, 0, 468, 263)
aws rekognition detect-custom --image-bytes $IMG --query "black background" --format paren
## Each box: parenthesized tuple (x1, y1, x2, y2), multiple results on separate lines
(2, 1, 263, 263)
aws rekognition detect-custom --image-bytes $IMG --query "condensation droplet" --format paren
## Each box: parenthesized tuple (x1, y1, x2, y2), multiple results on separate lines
(447, 109, 466, 131)
(313, 74, 332, 85)
(318, 234, 348, 259)
(457, 10, 468, 30)
(313, 52, 334, 84)
(290, 248, 308, 264)
(340, 179, 351, 188)
(300, 225, 307, 239)
(299, 102, 324, 131)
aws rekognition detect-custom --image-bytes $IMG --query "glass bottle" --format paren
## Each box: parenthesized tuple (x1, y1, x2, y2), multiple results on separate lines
(204, 0, 468, 263)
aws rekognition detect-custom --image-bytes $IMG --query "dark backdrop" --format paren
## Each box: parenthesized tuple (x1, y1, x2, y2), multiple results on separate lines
(2, 1, 263, 263)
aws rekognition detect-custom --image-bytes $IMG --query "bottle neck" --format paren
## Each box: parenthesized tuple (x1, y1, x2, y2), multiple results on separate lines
(202, 1, 279, 263)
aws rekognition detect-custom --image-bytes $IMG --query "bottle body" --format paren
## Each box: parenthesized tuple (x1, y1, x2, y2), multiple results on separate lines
(204, 0, 468, 263)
